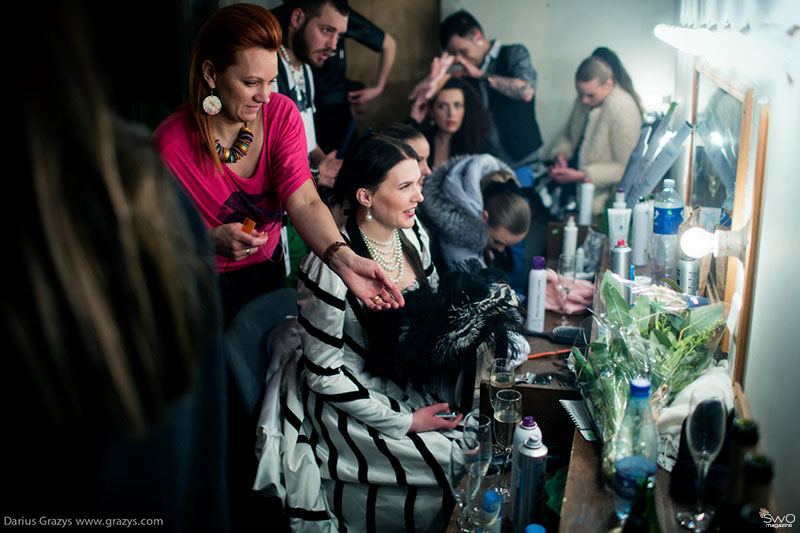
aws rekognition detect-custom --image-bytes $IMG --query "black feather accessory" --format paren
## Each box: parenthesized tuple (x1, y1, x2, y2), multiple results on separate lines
(362, 260, 522, 404)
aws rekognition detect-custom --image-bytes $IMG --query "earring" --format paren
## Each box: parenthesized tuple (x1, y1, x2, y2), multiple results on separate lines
(365, 208, 373, 222)
(202, 89, 222, 115)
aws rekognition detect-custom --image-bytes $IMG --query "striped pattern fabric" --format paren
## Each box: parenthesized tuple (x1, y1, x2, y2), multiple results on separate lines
(282, 219, 457, 532)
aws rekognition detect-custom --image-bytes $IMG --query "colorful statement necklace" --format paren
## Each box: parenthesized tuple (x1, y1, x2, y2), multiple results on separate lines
(215, 123, 253, 163)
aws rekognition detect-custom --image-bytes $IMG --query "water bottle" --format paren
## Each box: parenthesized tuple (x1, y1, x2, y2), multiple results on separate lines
(473, 490, 502, 533)
(614, 377, 659, 520)
(652, 179, 683, 283)
(510, 416, 543, 523)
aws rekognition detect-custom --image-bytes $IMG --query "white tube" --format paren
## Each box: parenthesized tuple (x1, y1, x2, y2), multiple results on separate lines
(607, 207, 632, 251)
(631, 200, 650, 266)
(578, 181, 594, 225)
(562, 217, 578, 258)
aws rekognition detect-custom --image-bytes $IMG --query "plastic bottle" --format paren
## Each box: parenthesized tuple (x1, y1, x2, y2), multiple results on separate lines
(510, 416, 543, 523)
(652, 179, 683, 283)
(575, 247, 585, 274)
(631, 197, 650, 267)
(526, 258, 547, 333)
(473, 490, 502, 533)
(614, 377, 659, 520)
(562, 216, 578, 258)
(613, 187, 627, 209)
(524, 525, 546, 533)
(578, 179, 595, 225)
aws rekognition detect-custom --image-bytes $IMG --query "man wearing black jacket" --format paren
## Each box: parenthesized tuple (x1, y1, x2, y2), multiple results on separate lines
(439, 10, 543, 170)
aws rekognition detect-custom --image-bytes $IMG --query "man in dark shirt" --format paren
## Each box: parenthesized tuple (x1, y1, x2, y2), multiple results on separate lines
(439, 10, 543, 170)
(312, 8, 396, 152)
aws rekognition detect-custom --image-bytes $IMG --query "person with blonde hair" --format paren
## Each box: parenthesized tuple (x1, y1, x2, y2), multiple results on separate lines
(154, 3, 403, 323)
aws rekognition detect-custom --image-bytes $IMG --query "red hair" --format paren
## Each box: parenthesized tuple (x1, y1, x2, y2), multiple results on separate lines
(188, 4, 282, 173)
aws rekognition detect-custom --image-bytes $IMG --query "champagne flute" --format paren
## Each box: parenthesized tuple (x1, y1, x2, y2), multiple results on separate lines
(467, 463, 503, 531)
(463, 411, 493, 480)
(493, 389, 522, 502)
(449, 436, 480, 532)
(676, 387, 728, 532)
(489, 358, 515, 412)
(557, 253, 576, 324)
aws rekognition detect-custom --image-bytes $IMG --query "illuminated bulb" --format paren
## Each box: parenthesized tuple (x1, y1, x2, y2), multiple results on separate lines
(680, 224, 749, 262)
(681, 226, 716, 258)
(710, 131, 724, 146)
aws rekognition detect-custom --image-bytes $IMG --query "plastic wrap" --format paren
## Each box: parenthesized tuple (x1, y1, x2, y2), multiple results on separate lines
(569, 270, 729, 483)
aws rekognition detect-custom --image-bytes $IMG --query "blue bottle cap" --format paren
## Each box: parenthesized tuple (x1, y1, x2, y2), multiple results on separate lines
(532, 256, 545, 270)
(630, 377, 651, 398)
(525, 525, 546, 533)
(482, 490, 501, 512)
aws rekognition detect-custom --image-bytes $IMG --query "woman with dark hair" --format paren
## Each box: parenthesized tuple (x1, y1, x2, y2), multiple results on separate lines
(376, 122, 433, 181)
(409, 76, 490, 168)
(261, 133, 460, 531)
(154, 3, 402, 323)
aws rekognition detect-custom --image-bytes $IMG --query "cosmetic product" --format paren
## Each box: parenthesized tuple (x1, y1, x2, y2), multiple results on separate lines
(526, 257, 547, 333)
(578, 179, 594, 225)
(677, 255, 699, 295)
(607, 206, 632, 253)
(631, 197, 650, 266)
(562, 216, 578, 258)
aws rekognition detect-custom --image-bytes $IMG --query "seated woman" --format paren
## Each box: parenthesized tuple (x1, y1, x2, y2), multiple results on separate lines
(376, 122, 433, 183)
(409, 76, 490, 168)
(259, 134, 526, 532)
(418, 153, 532, 276)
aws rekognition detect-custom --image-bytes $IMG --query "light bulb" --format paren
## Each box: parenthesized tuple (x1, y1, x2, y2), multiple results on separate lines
(681, 227, 715, 258)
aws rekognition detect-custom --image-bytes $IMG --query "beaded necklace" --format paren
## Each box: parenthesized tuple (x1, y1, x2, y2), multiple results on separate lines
(359, 227, 404, 284)
(279, 45, 306, 103)
(215, 123, 253, 163)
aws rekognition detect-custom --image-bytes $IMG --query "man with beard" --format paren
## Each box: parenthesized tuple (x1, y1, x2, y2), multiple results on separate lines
(275, 0, 349, 189)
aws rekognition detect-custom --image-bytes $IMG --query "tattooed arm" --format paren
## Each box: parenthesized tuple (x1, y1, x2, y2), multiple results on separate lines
(484, 73, 534, 101)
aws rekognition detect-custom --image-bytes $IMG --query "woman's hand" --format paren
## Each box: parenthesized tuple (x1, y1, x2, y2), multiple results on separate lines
(409, 96, 429, 124)
(209, 222, 269, 261)
(409, 403, 463, 434)
(548, 166, 586, 184)
(317, 150, 343, 188)
(328, 246, 405, 310)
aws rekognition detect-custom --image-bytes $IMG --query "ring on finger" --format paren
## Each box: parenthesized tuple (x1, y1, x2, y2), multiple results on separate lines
(372, 295, 382, 303)
(245, 248, 251, 256)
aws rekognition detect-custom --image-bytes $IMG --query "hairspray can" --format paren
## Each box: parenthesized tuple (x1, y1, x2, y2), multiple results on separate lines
(513, 433, 548, 529)
(677, 255, 699, 295)
(611, 239, 631, 304)
(631, 197, 650, 266)
(510, 417, 543, 524)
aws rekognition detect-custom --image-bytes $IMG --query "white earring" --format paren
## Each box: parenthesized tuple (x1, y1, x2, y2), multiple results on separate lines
(365, 208, 373, 222)
(202, 89, 222, 115)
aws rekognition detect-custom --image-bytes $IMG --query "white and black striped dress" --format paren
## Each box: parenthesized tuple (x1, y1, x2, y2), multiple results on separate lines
(288, 219, 456, 532)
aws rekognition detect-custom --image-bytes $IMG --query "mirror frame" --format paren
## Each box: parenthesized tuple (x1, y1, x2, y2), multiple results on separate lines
(686, 59, 767, 387)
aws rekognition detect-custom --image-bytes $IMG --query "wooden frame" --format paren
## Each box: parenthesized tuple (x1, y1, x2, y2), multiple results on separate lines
(731, 101, 769, 387)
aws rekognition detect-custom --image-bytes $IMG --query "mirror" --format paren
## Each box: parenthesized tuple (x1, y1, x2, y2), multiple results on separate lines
(686, 60, 768, 387)
(687, 61, 754, 230)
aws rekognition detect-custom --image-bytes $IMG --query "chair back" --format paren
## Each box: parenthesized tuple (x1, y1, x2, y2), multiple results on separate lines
(224, 288, 298, 420)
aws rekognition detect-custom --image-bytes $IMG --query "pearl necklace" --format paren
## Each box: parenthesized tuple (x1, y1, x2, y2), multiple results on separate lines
(279, 45, 306, 103)
(360, 227, 404, 284)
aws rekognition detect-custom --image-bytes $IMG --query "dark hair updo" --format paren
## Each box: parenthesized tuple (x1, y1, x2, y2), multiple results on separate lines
(332, 133, 419, 209)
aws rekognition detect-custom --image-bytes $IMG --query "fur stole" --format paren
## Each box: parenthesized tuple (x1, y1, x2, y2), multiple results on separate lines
(362, 260, 522, 398)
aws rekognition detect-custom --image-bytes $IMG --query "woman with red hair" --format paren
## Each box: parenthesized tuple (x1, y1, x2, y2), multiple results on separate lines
(155, 3, 402, 322)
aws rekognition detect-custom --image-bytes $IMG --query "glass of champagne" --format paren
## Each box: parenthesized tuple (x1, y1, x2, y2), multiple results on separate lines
(557, 253, 576, 324)
(489, 358, 515, 411)
(493, 388, 522, 502)
(676, 387, 728, 532)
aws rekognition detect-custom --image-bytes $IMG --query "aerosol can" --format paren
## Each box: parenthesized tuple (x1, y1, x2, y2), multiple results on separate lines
(510, 417, 543, 523)
(513, 433, 548, 531)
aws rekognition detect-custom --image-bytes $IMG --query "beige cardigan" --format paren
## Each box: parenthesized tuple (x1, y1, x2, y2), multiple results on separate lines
(548, 86, 642, 215)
